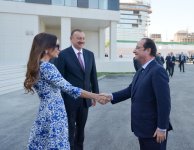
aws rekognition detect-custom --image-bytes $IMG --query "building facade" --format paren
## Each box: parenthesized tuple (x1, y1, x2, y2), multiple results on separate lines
(174, 30, 194, 43)
(0, 0, 120, 95)
(150, 34, 162, 42)
(116, 0, 151, 61)
(117, 0, 151, 42)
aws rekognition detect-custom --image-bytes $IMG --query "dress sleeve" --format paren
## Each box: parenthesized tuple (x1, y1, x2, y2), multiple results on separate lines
(40, 62, 81, 99)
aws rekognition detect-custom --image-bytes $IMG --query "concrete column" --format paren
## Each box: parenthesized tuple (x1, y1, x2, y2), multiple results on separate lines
(99, 28, 105, 59)
(61, 17, 71, 49)
(39, 19, 45, 33)
(110, 21, 117, 60)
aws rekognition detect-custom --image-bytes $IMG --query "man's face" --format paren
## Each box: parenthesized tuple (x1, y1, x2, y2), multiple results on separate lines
(133, 39, 148, 64)
(71, 31, 85, 50)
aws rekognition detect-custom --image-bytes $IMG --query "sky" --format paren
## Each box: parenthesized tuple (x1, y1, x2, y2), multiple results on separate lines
(120, 0, 194, 41)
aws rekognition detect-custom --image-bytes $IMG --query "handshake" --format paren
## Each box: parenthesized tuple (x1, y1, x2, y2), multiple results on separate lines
(93, 93, 112, 105)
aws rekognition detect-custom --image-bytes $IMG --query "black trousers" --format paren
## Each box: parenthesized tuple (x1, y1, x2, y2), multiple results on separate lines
(169, 66, 174, 77)
(65, 100, 88, 150)
(166, 65, 170, 76)
(179, 62, 185, 72)
(138, 135, 168, 150)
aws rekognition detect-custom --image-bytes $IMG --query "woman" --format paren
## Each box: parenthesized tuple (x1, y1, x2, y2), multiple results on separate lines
(24, 33, 106, 150)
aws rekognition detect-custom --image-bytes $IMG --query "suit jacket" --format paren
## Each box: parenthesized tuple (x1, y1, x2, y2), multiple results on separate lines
(111, 60, 172, 138)
(155, 56, 165, 66)
(166, 55, 175, 67)
(179, 54, 186, 63)
(55, 46, 99, 108)
(155, 56, 163, 66)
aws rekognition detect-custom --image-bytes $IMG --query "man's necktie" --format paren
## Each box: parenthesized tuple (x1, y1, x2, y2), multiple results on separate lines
(138, 67, 144, 78)
(134, 67, 144, 87)
(77, 52, 85, 70)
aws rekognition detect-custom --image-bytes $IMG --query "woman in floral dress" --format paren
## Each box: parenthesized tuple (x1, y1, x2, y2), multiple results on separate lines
(24, 33, 106, 150)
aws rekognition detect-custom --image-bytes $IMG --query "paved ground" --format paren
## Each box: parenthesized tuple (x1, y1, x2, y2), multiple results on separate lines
(0, 64, 194, 150)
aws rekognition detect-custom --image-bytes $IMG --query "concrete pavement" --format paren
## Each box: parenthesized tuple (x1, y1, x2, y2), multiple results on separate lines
(0, 64, 194, 150)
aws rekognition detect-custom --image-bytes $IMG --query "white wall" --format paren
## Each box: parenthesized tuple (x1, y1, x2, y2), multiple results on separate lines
(117, 42, 136, 60)
(96, 59, 134, 72)
(84, 31, 99, 58)
(0, 13, 39, 65)
(0, 13, 39, 95)
(39, 19, 46, 32)
(46, 27, 61, 46)
(117, 42, 194, 59)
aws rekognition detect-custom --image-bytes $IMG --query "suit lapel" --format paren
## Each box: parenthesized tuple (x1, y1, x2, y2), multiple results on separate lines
(132, 69, 144, 96)
(131, 69, 141, 91)
(132, 60, 157, 97)
(69, 47, 85, 73)
(83, 49, 88, 72)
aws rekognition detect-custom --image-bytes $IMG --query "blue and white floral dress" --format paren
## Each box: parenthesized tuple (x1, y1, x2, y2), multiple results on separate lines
(28, 61, 81, 150)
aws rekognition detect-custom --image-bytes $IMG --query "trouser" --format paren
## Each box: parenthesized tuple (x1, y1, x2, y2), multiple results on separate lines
(65, 100, 88, 150)
(138, 134, 168, 150)
(169, 66, 174, 77)
(179, 62, 185, 72)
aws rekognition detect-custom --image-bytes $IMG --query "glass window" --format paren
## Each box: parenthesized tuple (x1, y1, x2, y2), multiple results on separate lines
(133, 10, 139, 15)
(52, 0, 64, 5)
(77, 0, 88, 8)
(25, 0, 51, 4)
(120, 19, 137, 24)
(65, 0, 71, 6)
(65, 0, 77, 7)
(120, 10, 133, 14)
(120, 14, 138, 19)
(71, 0, 77, 6)
(89, 0, 99, 9)
(12, 0, 25, 2)
(108, 0, 119, 11)
(132, 24, 138, 28)
(99, 0, 108, 9)
(118, 24, 132, 29)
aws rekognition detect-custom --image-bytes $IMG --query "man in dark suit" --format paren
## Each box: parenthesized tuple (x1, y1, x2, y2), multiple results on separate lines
(155, 52, 165, 66)
(179, 52, 186, 72)
(168, 52, 176, 77)
(102, 38, 172, 150)
(55, 29, 99, 150)
(165, 53, 170, 76)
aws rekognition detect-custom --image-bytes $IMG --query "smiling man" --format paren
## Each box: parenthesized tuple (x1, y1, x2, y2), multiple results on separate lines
(102, 38, 173, 150)
(55, 29, 99, 150)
